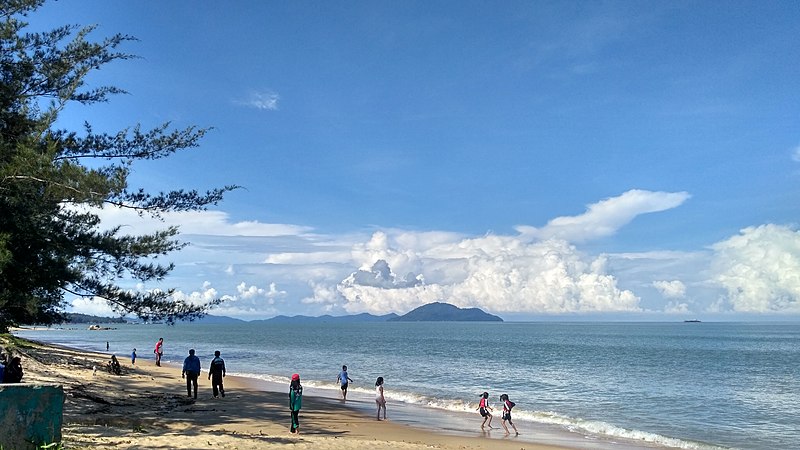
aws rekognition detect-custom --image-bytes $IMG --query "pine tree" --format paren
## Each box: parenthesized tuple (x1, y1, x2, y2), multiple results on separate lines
(0, 0, 237, 331)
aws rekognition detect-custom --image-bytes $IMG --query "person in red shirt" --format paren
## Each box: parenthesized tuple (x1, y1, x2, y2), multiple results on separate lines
(477, 391, 493, 429)
(154, 338, 163, 366)
(500, 393, 519, 435)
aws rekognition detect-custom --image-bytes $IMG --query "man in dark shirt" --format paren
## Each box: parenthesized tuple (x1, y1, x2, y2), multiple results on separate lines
(208, 350, 226, 398)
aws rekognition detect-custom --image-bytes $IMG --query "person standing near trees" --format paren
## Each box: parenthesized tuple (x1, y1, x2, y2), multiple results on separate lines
(181, 349, 201, 399)
(208, 350, 226, 398)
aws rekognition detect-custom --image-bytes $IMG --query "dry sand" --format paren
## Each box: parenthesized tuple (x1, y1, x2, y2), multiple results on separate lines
(3, 335, 571, 450)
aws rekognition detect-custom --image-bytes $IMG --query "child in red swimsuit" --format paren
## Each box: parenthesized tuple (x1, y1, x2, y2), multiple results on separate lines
(500, 393, 519, 435)
(477, 391, 493, 429)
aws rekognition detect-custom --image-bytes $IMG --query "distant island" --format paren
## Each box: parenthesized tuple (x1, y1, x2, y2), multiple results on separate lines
(58, 303, 503, 325)
(58, 313, 246, 325)
(389, 302, 502, 322)
(259, 312, 399, 324)
(190, 314, 246, 324)
(263, 303, 502, 323)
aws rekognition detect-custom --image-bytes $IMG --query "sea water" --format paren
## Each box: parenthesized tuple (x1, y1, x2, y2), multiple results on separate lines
(13, 321, 800, 450)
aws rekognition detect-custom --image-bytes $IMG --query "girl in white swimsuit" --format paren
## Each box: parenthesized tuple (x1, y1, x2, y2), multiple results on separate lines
(375, 376, 387, 420)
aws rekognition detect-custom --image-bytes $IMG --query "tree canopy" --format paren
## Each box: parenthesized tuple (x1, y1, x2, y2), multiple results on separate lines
(0, 0, 237, 332)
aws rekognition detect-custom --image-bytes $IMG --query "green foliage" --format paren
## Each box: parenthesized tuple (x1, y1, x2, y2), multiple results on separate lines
(0, 333, 38, 352)
(0, 0, 238, 332)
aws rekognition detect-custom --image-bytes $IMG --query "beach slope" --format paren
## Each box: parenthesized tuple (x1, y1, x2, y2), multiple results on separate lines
(2, 335, 568, 450)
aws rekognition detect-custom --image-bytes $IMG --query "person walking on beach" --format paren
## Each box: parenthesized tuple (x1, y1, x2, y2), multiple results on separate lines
(375, 376, 387, 420)
(477, 391, 494, 429)
(499, 393, 519, 436)
(106, 341, 109, 351)
(154, 338, 164, 366)
(182, 349, 201, 399)
(208, 350, 226, 398)
(337, 364, 353, 401)
(289, 373, 303, 433)
(131, 348, 137, 365)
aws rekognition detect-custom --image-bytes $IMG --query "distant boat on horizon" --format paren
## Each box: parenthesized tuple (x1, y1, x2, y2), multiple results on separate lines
(684, 319, 702, 323)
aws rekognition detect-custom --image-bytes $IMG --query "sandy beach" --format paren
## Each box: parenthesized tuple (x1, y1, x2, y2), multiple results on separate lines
(2, 334, 571, 450)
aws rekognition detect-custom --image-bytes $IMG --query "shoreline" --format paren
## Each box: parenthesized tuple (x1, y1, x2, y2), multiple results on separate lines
(3, 334, 574, 450)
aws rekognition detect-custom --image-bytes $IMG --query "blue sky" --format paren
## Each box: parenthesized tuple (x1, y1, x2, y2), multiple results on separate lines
(28, 1, 800, 320)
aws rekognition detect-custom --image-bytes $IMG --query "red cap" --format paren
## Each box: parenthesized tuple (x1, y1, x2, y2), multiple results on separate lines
(291, 373, 300, 381)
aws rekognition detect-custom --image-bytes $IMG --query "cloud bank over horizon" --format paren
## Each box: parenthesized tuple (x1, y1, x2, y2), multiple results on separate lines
(64, 190, 800, 320)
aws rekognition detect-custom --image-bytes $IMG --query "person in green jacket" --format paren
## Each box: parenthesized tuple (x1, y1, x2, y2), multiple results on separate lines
(289, 373, 303, 433)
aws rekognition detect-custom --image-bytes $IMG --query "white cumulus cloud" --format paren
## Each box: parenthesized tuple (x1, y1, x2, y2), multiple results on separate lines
(711, 224, 800, 313)
(337, 232, 640, 315)
(664, 301, 690, 314)
(69, 297, 117, 317)
(516, 189, 690, 242)
(235, 281, 286, 301)
(302, 282, 341, 305)
(653, 280, 687, 299)
(171, 282, 224, 306)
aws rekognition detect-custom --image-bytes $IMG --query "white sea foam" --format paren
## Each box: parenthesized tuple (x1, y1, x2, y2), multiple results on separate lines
(527, 411, 731, 450)
(234, 371, 729, 450)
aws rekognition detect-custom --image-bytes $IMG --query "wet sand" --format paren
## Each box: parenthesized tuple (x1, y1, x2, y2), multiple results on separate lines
(3, 334, 571, 449)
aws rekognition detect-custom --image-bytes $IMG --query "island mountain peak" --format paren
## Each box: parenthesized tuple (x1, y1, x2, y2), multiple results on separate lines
(389, 302, 502, 322)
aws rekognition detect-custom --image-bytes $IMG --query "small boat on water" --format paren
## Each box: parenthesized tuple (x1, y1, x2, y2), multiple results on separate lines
(683, 319, 701, 323)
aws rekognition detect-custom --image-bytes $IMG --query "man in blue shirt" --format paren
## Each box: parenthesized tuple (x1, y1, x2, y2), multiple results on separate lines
(337, 364, 354, 401)
(182, 349, 202, 399)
